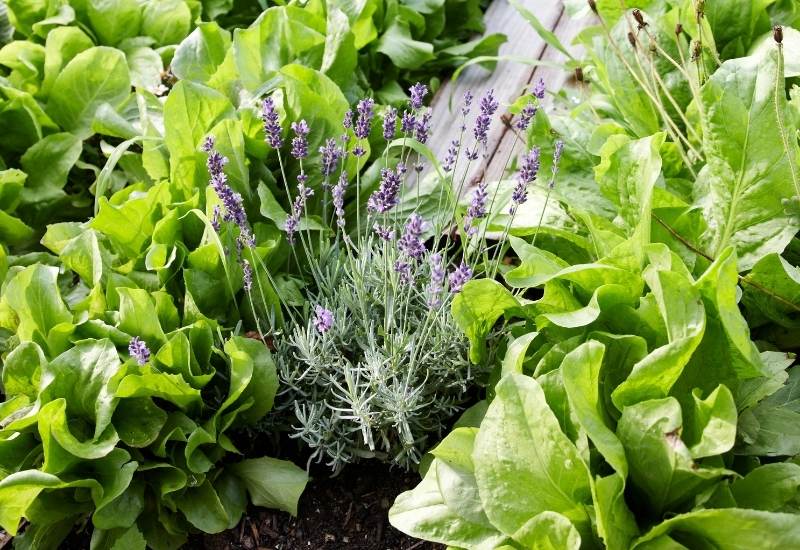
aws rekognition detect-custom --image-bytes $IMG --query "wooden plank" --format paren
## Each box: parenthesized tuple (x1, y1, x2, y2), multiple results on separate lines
(483, 9, 591, 184)
(425, 0, 563, 186)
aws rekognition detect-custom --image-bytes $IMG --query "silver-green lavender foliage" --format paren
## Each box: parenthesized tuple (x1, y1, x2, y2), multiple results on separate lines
(274, 241, 479, 472)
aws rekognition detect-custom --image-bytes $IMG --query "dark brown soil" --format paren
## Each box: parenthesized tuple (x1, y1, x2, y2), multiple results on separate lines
(195, 461, 442, 550)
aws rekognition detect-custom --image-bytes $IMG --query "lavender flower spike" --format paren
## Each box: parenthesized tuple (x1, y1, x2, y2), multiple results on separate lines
(464, 181, 488, 235)
(532, 78, 546, 100)
(355, 98, 375, 140)
(319, 138, 342, 179)
(443, 139, 459, 172)
(242, 259, 253, 292)
(383, 107, 398, 142)
(471, 89, 499, 155)
(449, 262, 473, 294)
(203, 137, 249, 239)
(332, 171, 348, 228)
(409, 82, 428, 110)
(401, 110, 416, 135)
(291, 120, 310, 159)
(395, 260, 414, 285)
(398, 213, 426, 260)
(373, 223, 395, 241)
(415, 110, 432, 144)
(261, 96, 283, 149)
(313, 305, 334, 334)
(551, 139, 565, 183)
(426, 252, 445, 309)
(461, 90, 474, 117)
(516, 102, 538, 131)
(367, 167, 402, 213)
(129, 336, 151, 366)
(510, 147, 541, 214)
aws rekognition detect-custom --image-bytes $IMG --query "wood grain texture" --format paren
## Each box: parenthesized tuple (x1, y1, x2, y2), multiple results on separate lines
(425, 0, 564, 186)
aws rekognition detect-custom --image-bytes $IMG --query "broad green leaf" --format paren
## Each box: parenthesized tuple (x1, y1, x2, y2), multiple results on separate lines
(738, 367, 800, 456)
(174, 479, 229, 534)
(46, 47, 131, 137)
(742, 253, 800, 328)
(19, 132, 82, 204)
(451, 279, 518, 363)
(730, 462, 800, 512)
(501, 332, 538, 376)
(705, 0, 772, 59)
(230, 456, 308, 516)
(140, 0, 191, 46)
(632, 508, 800, 549)
(592, 473, 639, 550)
(511, 511, 581, 550)
(115, 367, 202, 411)
(612, 269, 706, 407)
(375, 20, 434, 69)
(562, 341, 627, 476)
(222, 336, 278, 425)
(617, 397, 731, 516)
(116, 287, 166, 346)
(41, 26, 93, 97)
(473, 374, 592, 537)
(171, 22, 232, 84)
(2, 341, 45, 400)
(695, 48, 800, 270)
(87, 0, 142, 46)
(683, 385, 737, 459)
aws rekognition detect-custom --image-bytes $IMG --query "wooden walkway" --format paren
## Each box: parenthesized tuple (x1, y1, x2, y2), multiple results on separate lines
(427, 0, 592, 188)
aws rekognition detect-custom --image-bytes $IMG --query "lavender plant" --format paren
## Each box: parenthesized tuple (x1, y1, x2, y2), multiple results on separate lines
(201, 81, 564, 471)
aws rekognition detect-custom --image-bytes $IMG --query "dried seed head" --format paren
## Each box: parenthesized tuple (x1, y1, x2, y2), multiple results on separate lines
(675, 23, 683, 36)
(588, 0, 597, 14)
(695, 0, 705, 17)
(627, 31, 637, 49)
(575, 67, 584, 82)
(774, 25, 784, 45)
(632, 9, 647, 28)
(691, 40, 702, 61)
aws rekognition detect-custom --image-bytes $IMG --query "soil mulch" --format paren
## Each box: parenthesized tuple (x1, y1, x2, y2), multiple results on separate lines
(196, 461, 442, 550)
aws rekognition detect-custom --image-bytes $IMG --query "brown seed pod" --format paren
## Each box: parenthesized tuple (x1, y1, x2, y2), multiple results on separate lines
(632, 9, 647, 28)
(588, 0, 598, 14)
(675, 23, 683, 36)
(575, 67, 584, 82)
(691, 40, 702, 61)
(774, 25, 784, 44)
(627, 31, 638, 49)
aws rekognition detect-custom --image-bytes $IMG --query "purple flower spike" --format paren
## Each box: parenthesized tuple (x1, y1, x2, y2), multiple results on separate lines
(510, 147, 540, 214)
(355, 98, 375, 140)
(448, 262, 472, 294)
(333, 171, 348, 228)
(313, 305, 334, 334)
(401, 111, 416, 135)
(415, 110, 432, 144)
(516, 103, 538, 131)
(343, 110, 353, 130)
(211, 205, 221, 232)
(464, 181, 488, 235)
(472, 89, 499, 155)
(367, 167, 402, 213)
(552, 140, 565, 183)
(373, 223, 395, 241)
(395, 260, 414, 285)
(398, 213, 426, 260)
(409, 82, 428, 110)
(204, 139, 249, 240)
(319, 138, 342, 179)
(461, 90, 474, 117)
(532, 78, 546, 100)
(290, 120, 310, 159)
(242, 259, 253, 292)
(383, 107, 398, 142)
(443, 139, 459, 172)
(129, 336, 151, 366)
(426, 252, 445, 309)
(261, 96, 283, 149)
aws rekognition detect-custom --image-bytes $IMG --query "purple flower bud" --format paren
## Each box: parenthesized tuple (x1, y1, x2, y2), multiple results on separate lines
(242, 259, 253, 292)
(516, 102, 538, 131)
(285, 182, 314, 245)
(448, 262, 472, 294)
(353, 146, 366, 157)
(532, 78, 546, 100)
(355, 98, 374, 139)
(204, 141, 249, 239)
(367, 167, 402, 213)
(319, 138, 342, 179)
(343, 110, 353, 130)
(415, 110, 432, 144)
(510, 147, 540, 214)
(313, 304, 334, 334)
(333, 171, 348, 228)
(290, 120, 310, 159)
(552, 140, 565, 182)
(211, 205, 221, 232)
(398, 213, 426, 260)
(409, 82, 428, 110)
(373, 223, 395, 241)
(401, 111, 416, 135)
(443, 139, 459, 172)
(129, 336, 151, 365)
(383, 107, 397, 142)
(464, 181, 488, 235)
(261, 96, 283, 149)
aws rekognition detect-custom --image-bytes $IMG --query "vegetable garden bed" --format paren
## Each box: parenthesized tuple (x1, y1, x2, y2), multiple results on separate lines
(3, 0, 800, 549)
